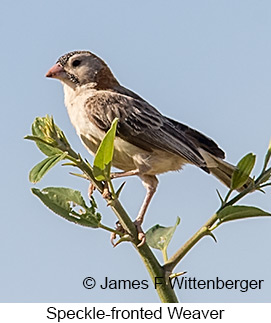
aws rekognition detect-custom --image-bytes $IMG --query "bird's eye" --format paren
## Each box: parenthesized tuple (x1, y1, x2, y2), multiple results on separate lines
(72, 60, 81, 67)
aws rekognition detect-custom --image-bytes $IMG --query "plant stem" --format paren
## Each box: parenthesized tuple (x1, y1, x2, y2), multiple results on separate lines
(108, 179, 116, 198)
(71, 157, 179, 302)
(109, 200, 179, 302)
(164, 213, 218, 273)
(162, 248, 168, 263)
(164, 179, 258, 273)
(134, 238, 178, 302)
(221, 182, 255, 210)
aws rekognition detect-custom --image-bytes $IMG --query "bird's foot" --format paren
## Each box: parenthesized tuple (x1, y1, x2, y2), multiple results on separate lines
(102, 183, 112, 199)
(110, 221, 130, 247)
(88, 182, 111, 200)
(134, 219, 146, 247)
(111, 222, 123, 245)
(110, 220, 145, 247)
(110, 232, 117, 246)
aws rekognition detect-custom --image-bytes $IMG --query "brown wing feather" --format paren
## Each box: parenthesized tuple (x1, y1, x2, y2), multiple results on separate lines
(84, 90, 223, 172)
(165, 117, 225, 159)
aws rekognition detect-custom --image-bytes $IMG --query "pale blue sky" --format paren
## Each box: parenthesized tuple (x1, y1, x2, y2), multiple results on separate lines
(1, 0, 271, 302)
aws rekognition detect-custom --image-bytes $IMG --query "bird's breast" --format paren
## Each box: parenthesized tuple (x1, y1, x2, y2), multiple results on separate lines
(63, 86, 139, 170)
(64, 86, 105, 150)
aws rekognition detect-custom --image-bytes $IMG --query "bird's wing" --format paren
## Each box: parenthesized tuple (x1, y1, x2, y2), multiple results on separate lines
(165, 117, 225, 159)
(84, 91, 222, 170)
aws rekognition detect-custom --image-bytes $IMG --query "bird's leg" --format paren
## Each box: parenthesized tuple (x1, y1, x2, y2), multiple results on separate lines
(89, 169, 158, 246)
(111, 169, 140, 179)
(109, 170, 158, 247)
(134, 175, 158, 246)
(88, 170, 139, 200)
(109, 169, 140, 246)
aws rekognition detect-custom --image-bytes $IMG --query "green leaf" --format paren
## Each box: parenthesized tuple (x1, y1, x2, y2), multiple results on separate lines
(146, 217, 180, 251)
(231, 153, 256, 190)
(31, 187, 101, 228)
(25, 135, 63, 156)
(26, 115, 72, 156)
(29, 152, 68, 183)
(217, 205, 271, 224)
(30, 116, 62, 156)
(92, 164, 110, 182)
(93, 118, 118, 181)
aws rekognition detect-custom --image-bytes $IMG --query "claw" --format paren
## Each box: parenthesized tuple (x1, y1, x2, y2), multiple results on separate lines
(112, 234, 133, 247)
(136, 233, 146, 247)
(110, 221, 127, 247)
(110, 232, 117, 246)
(102, 183, 111, 199)
(134, 219, 146, 247)
(110, 220, 146, 247)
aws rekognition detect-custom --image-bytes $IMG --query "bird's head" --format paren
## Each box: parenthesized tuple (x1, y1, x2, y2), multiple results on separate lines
(46, 51, 119, 90)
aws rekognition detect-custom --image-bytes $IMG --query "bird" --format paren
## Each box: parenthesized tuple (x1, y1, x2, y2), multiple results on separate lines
(46, 50, 246, 245)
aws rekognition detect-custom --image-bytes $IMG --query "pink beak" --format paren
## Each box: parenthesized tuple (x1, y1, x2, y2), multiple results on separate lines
(46, 63, 65, 78)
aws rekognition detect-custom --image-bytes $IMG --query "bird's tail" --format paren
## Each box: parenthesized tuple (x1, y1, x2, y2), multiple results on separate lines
(199, 149, 252, 191)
